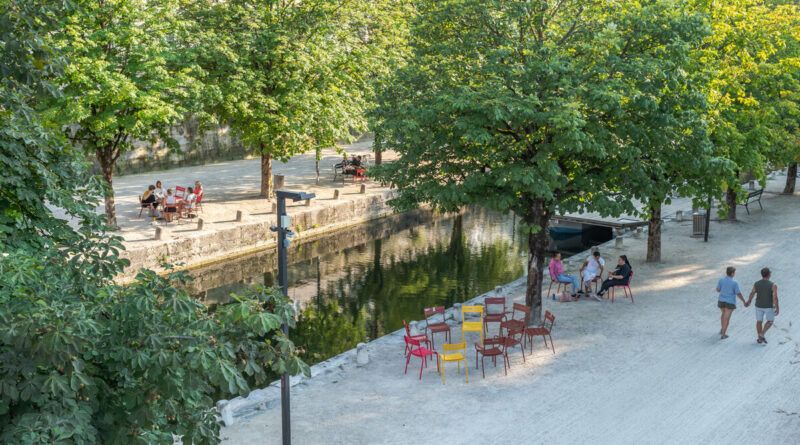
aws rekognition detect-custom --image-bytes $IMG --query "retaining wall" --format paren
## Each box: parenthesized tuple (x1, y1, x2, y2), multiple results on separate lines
(120, 190, 399, 281)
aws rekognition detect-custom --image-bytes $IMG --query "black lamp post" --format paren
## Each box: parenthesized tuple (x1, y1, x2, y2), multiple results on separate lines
(271, 190, 315, 445)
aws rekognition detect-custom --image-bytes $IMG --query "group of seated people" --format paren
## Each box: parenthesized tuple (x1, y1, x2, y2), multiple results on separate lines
(141, 180, 203, 222)
(336, 155, 366, 179)
(548, 249, 632, 301)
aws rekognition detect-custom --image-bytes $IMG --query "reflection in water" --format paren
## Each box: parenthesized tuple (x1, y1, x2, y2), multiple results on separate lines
(189, 207, 611, 366)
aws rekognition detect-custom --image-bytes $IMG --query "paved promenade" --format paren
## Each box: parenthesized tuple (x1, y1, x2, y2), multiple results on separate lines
(111, 138, 394, 245)
(221, 179, 799, 445)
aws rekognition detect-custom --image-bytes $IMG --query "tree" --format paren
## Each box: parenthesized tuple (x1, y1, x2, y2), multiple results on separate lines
(48, 0, 204, 226)
(607, 2, 721, 262)
(697, 0, 800, 218)
(372, 0, 709, 320)
(195, 0, 409, 198)
(1, 3, 308, 442)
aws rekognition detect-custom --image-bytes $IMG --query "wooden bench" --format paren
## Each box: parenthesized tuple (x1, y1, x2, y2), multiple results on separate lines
(739, 188, 763, 215)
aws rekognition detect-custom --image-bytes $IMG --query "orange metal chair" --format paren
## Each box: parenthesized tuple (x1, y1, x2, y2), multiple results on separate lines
(438, 342, 468, 384)
(525, 310, 556, 354)
(461, 305, 484, 345)
(609, 271, 634, 303)
(424, 306, 451, 349)
(482, 297, 507, 335)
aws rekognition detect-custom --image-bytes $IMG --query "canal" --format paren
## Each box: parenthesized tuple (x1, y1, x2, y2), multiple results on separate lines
(188, 207, 611, 366)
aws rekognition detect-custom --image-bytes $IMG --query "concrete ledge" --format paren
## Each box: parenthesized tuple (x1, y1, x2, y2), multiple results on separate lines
(119, 190, 398, 282)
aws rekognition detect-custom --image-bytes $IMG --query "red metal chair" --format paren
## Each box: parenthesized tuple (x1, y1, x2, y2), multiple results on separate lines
(423, 306, 451, 349)
(403, 320, 431, 356)
(524, 310, 556, 354)
(475, 336, 508, 378)
(546, 270, 566, 298)
(174, 185, 186, 200)
(500, 303, 530, 335)
(503, 326, 526, 363)
(404, 336, 439, 380)
(194, 191, 204, 213)
(609, 271, 634, 303)
(482, 297, 507, 335)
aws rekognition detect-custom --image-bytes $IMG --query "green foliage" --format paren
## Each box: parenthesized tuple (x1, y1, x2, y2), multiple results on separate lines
(46, 0, 205, 224)
(1, 3, 308, 443)
(694, 0, 800, 213)
(371, 0, 715, 310)
(195, 0, 408, 158)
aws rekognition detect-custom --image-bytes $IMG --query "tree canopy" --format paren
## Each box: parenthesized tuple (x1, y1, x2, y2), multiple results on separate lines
(372, 0, 715, 318)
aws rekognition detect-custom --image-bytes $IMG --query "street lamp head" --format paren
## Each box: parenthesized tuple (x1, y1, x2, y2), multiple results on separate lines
(276, 190, 316, 201)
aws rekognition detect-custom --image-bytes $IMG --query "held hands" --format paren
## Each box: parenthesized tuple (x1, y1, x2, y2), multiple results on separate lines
(775, 307, 779, 316)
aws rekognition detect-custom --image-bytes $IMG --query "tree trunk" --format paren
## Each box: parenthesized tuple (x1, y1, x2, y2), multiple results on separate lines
(260, 152, 272, 199)
(646, 202, 661, 263)
(373, 130, 383, 165)
(96, 147, 118, 228)
(524, 199, 549, 325)
(315, 147, 321, 185)
(725, 187, 737, 221)
(784, 163, 797, 194)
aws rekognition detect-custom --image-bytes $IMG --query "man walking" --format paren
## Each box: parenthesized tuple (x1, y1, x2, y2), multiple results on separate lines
(716, 266, 747, 340)
(746, 267, 780, 344)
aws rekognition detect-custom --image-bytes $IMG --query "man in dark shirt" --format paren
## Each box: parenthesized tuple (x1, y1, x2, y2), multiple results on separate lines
(593, 255, 632, 301)
(746, 267, 780, 344)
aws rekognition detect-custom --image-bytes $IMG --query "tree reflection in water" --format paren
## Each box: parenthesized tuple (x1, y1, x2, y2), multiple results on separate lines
(290, 212, 525, 365)
(191, 207, 610, 366)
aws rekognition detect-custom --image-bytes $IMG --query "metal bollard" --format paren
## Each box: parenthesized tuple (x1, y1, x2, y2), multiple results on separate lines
(154, 227, 162, 240)
(675, 210, 684, 222)
(305, 198, 311, 207)
(614, 229, 623, 248)
(359, 184, 366, 194)
(235, 210, 243, 222)
(197, 218, 204, 231)
(333, 189, 340, 200)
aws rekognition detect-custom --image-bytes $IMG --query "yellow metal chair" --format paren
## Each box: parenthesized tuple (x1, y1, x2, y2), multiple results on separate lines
(461, 304, 484, 345)
(439, 341, 468, 384)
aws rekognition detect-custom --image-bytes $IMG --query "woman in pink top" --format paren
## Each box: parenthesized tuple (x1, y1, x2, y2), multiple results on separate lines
(548, 252, 580, 298)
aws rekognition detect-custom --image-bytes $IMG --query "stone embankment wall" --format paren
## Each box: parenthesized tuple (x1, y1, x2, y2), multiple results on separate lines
(120, 190, 399, 281)
(109, 120, 248, 176)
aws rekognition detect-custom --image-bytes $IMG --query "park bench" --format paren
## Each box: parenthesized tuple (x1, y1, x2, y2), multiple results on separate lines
(738, 188, 764, 215)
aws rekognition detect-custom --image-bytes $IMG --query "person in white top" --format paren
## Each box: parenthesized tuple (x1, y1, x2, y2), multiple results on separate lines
(580, 250, 605, 295)
(154, 180, 166, 200)
(162, 188, 178, 222)
(182, 187, 197, 217)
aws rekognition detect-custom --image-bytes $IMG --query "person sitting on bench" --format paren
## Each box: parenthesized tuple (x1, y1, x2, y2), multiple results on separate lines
(594, 255, 633, 300)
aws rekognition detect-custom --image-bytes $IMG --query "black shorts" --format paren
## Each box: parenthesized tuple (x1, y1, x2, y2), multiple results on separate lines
(165, 206, 177, 213)
(718, 301, 736, 310)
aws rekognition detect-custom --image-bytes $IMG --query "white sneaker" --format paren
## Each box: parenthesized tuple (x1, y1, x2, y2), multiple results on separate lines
(591, 294, 603, 301)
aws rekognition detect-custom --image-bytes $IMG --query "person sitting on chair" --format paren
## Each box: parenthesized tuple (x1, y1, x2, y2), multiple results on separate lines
(162, 188, 178, 222)
(141, 185, 158, 216)
(594, 255, 632, 300)
(548, 252, 579, 299)
(580, 250, 605, 294)
(343, 155, 363, 176)
(181, 187, 197, 217)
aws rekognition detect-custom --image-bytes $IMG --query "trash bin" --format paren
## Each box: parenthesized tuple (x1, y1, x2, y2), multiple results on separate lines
(692, 212, 706, 238)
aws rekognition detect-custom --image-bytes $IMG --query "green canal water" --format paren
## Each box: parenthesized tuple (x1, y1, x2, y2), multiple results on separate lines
(188, 207, 611, 366)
